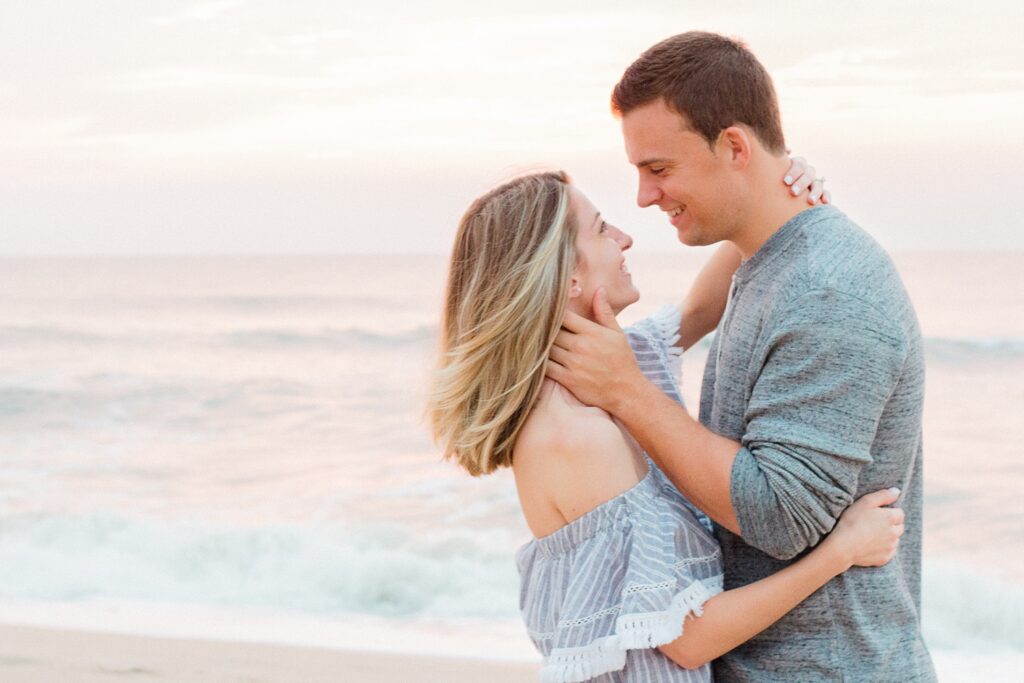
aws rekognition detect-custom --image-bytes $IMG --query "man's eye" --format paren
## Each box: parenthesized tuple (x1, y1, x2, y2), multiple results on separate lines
(650, 168, 665, 176)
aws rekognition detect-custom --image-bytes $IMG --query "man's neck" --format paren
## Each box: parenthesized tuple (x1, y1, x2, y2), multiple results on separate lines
(730, 155, 815, 260)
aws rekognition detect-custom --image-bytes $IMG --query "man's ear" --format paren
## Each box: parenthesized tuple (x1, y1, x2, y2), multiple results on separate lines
(719, 126, 752, 169)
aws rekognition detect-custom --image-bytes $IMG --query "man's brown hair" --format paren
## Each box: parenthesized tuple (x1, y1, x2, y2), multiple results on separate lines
(611, 31, 786, 154)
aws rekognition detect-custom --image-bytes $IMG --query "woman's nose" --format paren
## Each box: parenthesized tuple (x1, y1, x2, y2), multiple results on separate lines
(609, 226, 632, 251)
(619, 230, 633, 251)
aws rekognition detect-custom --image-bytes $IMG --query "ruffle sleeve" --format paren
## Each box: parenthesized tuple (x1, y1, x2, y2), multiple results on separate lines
(627, 304, 683, 372)
(623, 304, 713, 535)
(516, 471, 724, 683)
(625, 304, 684, 400)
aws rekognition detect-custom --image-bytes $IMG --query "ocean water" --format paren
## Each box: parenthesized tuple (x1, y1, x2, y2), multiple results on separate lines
(0, 253, 1022, 677)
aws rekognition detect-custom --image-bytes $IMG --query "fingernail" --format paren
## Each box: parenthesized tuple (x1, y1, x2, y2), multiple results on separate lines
(810, 197, 817, 205)
(791, 186, 800, 195)
(889, 487, 900, 495)
(784, 175, 793, 185)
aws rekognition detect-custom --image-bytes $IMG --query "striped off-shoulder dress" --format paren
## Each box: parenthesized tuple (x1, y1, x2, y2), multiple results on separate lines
(516, 306, 725, 683)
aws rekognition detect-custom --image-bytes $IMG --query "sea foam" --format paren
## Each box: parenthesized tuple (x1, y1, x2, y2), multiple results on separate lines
(1, 510, 1022, 655)
(0, 511, 520, 619)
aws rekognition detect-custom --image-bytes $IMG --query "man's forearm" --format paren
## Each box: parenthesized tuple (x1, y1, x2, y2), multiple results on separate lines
(612, 378, 742, 533)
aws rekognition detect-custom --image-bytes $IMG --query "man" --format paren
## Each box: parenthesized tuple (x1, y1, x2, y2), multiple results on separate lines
(547, 32, 936, 681)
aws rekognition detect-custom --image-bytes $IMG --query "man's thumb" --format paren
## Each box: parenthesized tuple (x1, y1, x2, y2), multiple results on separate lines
(592, 288, 621, 330)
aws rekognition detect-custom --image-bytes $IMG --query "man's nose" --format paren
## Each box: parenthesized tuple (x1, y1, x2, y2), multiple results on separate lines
(637, 176, 661, 208)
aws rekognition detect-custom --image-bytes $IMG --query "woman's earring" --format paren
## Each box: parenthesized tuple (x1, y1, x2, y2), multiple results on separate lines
(570, 285, 582, 297)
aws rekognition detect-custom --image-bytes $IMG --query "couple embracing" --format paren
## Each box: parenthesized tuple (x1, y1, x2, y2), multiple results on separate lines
(429, 32, 936, 682)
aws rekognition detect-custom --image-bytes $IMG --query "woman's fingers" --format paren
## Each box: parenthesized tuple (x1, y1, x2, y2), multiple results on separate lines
(784, 156, 832, 205)
(807, 178, 824, 205)
(784, 155, 807, 186)
(790, 163, 817, 196)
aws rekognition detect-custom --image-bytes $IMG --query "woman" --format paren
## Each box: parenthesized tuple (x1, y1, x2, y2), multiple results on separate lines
(427, 170, 903, 682)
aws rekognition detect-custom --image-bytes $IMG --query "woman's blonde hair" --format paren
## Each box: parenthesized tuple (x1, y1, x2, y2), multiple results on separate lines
(427, 171, 576, 476)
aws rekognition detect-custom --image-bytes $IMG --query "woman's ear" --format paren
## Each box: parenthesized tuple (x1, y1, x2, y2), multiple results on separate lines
(569, 276, 582, 298)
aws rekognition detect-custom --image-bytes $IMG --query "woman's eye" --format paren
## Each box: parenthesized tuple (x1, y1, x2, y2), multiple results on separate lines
(599, 222, 608, 233)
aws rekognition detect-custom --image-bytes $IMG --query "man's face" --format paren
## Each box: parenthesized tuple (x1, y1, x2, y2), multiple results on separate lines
(621, 99, 738, 247)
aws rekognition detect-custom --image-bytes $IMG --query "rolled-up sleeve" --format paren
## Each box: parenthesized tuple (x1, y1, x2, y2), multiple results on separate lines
(729, 288, 908, 560)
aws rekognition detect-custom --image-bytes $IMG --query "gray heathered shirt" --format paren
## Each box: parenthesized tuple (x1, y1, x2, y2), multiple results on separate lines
(700, 206, 937, 682)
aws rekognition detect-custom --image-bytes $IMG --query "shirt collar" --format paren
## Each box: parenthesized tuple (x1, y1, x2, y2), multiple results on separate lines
(734, 205, 838, 283)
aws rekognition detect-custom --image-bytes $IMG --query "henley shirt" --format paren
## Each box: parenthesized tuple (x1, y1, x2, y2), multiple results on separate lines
(701, 205, 937, 682)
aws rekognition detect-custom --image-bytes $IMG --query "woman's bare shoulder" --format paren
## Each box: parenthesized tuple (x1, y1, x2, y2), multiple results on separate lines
(513, 381, 645, 531)
(513, 381, 619, 476)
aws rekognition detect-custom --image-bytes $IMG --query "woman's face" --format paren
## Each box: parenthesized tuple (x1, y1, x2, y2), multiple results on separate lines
(569, 186, 639, 319)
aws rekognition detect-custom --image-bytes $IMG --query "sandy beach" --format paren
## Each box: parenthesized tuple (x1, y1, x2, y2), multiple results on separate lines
(0, 623, 540, 683)
(6, 622, 1024, 683)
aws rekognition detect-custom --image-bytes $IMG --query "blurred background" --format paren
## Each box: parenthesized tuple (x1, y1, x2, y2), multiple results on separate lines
(1, 1, 1022, 679)
(3, 0, 1023, 255)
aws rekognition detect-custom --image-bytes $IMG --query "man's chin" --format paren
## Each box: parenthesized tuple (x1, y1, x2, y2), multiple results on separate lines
(676, 230, 699, 246)
(677, 227, 712, 247)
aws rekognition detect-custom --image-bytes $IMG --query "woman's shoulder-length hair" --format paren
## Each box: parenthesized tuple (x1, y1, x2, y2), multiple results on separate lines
(427, 170, 577, 476)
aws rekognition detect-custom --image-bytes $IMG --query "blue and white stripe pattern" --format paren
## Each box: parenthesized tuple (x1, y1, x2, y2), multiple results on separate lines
(516, 306, 725, 682)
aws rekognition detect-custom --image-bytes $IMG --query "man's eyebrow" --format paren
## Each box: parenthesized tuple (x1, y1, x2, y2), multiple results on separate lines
(636, 158, 671, 169)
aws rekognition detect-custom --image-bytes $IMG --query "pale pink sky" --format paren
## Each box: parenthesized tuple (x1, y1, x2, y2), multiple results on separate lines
(2, 0, 1022, 254)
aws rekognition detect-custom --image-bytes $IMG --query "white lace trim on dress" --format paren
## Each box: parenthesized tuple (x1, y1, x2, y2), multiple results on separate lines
(538, 575, 723, 683)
